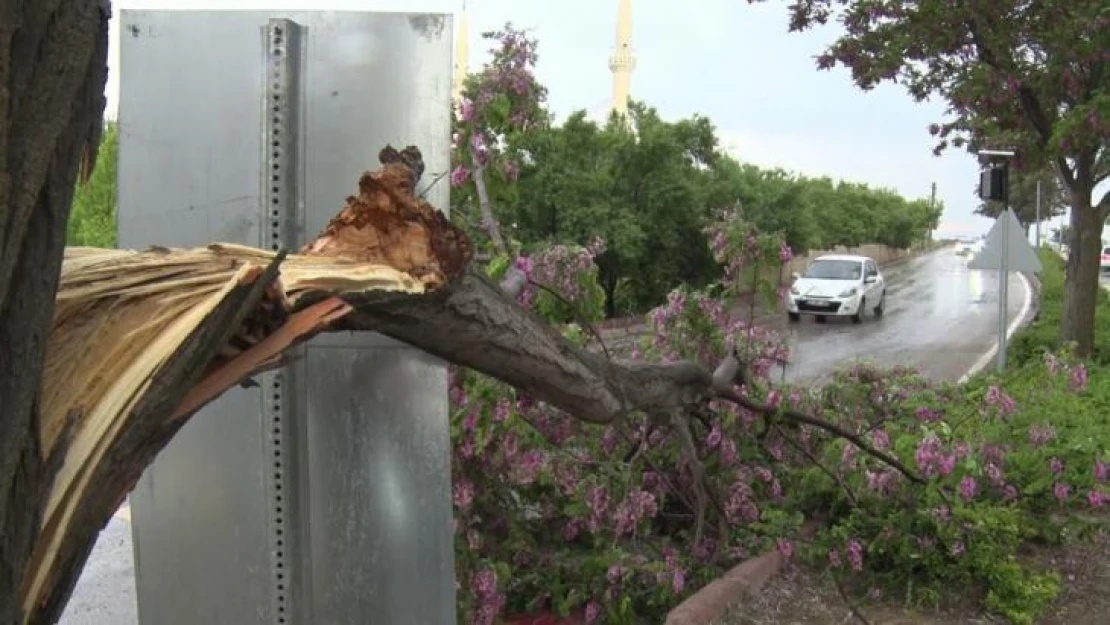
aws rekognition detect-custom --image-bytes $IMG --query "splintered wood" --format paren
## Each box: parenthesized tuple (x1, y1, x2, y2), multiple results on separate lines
(22, 147, 472, 623)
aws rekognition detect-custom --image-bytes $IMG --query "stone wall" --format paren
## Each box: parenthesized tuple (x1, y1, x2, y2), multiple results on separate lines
(781, 243, 935, 284)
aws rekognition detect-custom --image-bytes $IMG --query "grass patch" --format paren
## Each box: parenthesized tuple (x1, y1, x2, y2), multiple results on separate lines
(1010, 248, 1110, 366)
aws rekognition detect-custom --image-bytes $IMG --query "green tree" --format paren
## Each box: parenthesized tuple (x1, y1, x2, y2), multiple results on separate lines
(762, 0, 1109, 355)
(67, 121, 118, 248)
(975, 167, 1068, 232)
(510, 111, 648, 317)
(508, 103, 723, 316)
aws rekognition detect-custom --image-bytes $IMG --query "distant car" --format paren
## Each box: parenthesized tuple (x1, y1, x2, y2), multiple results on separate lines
(786, 255, 886, 324)
(955, 241, 973, 256)
(1101, 246, 1110, 273)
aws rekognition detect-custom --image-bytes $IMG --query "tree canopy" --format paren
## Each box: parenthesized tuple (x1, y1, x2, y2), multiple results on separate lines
(491, 104, 941, 316)
(758, 0, 1109, 354)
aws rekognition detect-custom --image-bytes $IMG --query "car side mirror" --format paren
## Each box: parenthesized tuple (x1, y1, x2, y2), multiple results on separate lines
(864, 275, 877, 284)
(791, 272, 801, 281)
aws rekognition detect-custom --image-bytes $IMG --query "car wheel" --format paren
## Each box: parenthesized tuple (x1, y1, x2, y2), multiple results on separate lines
(873, 292, 885, 318)
(851, 296, 864, 324)
(788, 312, 801, 323)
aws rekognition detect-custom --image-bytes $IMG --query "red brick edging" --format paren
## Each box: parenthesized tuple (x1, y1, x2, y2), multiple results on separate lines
(664, 520, 822, 625)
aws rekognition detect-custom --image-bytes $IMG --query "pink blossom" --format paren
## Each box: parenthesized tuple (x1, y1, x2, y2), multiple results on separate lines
(450, 164, 470, 187)
(779, 242, 794, 263)
(872, 428, 890, 450)
(847, 539, 864, 572)
(985, 385, 1017, 416)
(959, 475, 979, 500)
(915, 406, 942, 423)
(584, 601, 600, 625)
(1054, 482, 1071, 502)
(672, 568, 686, 594)
(1044, 352, 1062, 374)
(1071, 364, 1089, 390)
(706, 424, 723, 449)
(453, 477, 475, 510)
(986, 462, 1005, 486)
(777, 538, 794, 558)
(607, 564, 627, 584)
(493, 399, 511, 423)
(1088, 490, 1109, 508)
(459, 98, 477, 122)
(1029, 424, 1056, 446)
(1050, 457, 1065, 475)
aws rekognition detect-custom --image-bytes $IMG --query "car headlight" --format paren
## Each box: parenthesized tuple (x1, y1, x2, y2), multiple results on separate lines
(839, 287, 858, 298)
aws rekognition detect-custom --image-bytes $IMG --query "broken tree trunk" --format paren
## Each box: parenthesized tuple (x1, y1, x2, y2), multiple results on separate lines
(21, 154, 473, 624)
(22, 148, 734, 624)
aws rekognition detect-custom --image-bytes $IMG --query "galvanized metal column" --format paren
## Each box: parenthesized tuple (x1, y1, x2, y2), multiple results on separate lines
(118, 11, 456, 624)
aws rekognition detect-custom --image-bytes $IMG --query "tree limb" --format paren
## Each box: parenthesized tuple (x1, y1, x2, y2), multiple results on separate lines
(30, 148, 932, 622)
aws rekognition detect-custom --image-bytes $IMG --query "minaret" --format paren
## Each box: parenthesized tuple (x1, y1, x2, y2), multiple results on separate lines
(608, 0, 636, 118)
(452, 1, 470, 109)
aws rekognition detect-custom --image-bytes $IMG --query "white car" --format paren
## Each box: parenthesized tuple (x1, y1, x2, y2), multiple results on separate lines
(955, 240, 973, 256)
(1101, 245, 1110, 274)
(786, 254, 886, 324)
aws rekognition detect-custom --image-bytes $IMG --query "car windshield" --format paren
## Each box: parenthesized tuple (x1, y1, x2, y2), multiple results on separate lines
(803, 259, 862, 280)
(1103, 247, 1110, 255)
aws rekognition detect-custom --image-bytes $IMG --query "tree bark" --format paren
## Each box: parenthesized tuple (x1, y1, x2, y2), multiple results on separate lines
(0, 1, 109, 622)
(1061, 187, 1107, 357)
(470, 156, 507, 255)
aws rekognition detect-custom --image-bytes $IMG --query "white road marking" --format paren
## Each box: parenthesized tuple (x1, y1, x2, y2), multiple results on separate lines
(958, 271, 1034, 384)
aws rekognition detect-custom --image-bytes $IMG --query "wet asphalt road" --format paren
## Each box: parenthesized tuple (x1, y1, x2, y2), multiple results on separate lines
(57, 248, 1031, 625)
(777, 247, 1031, 386)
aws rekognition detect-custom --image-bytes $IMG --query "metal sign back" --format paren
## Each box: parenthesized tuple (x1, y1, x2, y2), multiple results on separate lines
(118, 10, 456, 624)
(968, 208, 1044, 273)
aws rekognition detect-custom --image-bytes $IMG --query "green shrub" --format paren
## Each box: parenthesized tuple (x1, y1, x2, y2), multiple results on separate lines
(794, 355, 1107, 624)
(67, 121, 119, 248)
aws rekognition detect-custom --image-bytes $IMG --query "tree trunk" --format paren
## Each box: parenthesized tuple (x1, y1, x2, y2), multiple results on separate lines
(0, 1, 110, 622)
(1061, 191, 1106, 358)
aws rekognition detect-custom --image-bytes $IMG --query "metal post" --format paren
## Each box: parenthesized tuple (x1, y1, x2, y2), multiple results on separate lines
(997, 165, 1011, 372)
(119, 10, 456, 624)
(1035, 179, 1042, 249)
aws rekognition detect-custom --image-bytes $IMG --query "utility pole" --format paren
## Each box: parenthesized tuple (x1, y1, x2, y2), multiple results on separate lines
(976, 149, 1016, 372)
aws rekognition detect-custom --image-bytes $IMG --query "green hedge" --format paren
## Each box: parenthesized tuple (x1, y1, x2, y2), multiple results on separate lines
(1009, 248, 1110, 366)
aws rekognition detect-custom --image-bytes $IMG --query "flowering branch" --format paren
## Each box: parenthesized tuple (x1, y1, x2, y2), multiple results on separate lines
(711, 353, 925, 486)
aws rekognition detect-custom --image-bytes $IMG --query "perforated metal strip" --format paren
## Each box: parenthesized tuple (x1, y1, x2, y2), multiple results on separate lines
(262, 18, 303, 625)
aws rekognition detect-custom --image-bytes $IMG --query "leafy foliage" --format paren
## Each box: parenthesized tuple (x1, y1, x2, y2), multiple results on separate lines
(67, 121, 118, 248)
(500, 106, 940, 316)
(446, 28, 1106, 624)
(755, 0, 1109, 354)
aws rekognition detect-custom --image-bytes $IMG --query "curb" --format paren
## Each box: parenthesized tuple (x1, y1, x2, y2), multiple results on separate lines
(663, 521, 821, 625)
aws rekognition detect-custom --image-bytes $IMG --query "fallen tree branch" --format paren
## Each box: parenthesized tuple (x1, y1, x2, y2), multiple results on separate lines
(30, 146, 927, 622)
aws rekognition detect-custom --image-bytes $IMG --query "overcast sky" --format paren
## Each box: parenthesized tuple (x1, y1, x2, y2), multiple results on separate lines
(105, 0, 1046, 238)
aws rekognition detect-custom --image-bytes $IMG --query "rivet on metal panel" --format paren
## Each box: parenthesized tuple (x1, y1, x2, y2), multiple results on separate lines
(262, 17, 302, 624)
